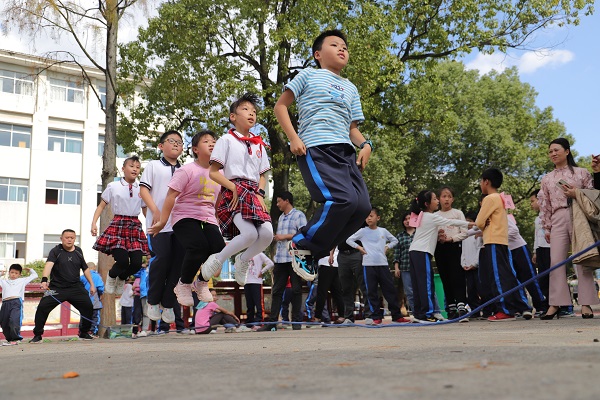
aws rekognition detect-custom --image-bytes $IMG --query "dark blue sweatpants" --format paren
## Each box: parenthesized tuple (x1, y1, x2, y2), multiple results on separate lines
(0, 298, 23, 341)
(293, 144, 371, 260)
(409, 251, 436, 320)
(511, 245, 548, 313)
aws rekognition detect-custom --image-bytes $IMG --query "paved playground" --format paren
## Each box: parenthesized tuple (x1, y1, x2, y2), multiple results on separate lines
(1, 313, 599, 400)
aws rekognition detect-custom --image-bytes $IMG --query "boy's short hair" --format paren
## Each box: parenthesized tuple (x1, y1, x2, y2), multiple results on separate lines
(465, 211, 478, 221)
(312, 29, 348, 68)
(123, 155, 141, 167)
(481, 168, 503, 189)
(160, 130, 183, 143)
(277, 191, 294, 206)
(9, 263, 22, 273)
(190, 130, 217, 159)
(62, 229, 76, 236)
(86, 262, 97, 270)
(371, 206, 381, 216)
(529, 189, 540, 198)
(229, 93, 260, 117)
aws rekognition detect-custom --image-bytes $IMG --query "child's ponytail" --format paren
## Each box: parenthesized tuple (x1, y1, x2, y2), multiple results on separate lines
(409, 190, 434, 214)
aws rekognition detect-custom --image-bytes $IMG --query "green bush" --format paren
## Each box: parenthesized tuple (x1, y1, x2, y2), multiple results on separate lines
(24, 260, 45, 283)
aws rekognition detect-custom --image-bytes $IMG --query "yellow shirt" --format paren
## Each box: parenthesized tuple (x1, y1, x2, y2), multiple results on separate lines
(475, 193, 508, 245)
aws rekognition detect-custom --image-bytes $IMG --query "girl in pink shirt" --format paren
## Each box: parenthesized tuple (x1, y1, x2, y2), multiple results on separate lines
(149, 130, 224, 306)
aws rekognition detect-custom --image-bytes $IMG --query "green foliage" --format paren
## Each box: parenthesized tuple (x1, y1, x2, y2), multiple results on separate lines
(25, 260, 45, 283)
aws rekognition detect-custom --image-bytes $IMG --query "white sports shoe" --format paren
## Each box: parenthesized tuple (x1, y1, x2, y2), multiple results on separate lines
(288, 242, 316, 281)
(433, 313, 446, 321)
(192, 279, 213, 302)
(236, 325, 253, 333)
(173, 280, 194, 306)
(137, 331, 148, 338)
(115, 277, 125, 295)
(234, 254, 250, 286)
(105, 276, 117, 294)
(364, 318, 374, 325)
(201, 254, 222, 281)
(162, 307, 175, 324)
(147, 303, 161, 321)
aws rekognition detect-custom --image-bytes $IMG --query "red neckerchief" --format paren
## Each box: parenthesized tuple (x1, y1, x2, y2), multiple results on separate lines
(228, 129, 270, 155)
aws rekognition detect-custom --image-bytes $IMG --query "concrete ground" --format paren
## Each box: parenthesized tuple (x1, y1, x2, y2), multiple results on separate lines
(1, 316, 599, 400)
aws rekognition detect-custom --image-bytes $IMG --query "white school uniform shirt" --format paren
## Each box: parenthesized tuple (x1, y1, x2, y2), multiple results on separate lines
(140, 158, 181, 233)
(507, 217, 527, 251)
(461, 236, 482, 268)
(318, 248, 340, 267)
(409, 213, 469, 256)
(435, 208, 469, 242)
(0, 270, 38, 300)
(533, 215, 550, 250)
(210, 130, 270, 183)
(119, 283, 134, 307)
(245, 253, 275, 285)
(347, 227, 398, 266)
(101, 179, 145, 216)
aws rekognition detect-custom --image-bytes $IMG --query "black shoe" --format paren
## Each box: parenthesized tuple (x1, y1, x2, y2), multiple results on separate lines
(447, 310, 459, 320)
(292, 324, 301, 330)
(540, 308, 560, 320)
(29, 335, 43, 344)
(582, 305, 594, 319)
(78, 333, 95, 340)
(256, 323, 277, 332)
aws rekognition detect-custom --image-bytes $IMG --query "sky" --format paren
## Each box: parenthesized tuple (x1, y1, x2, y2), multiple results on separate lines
(1, 6, 597, 157)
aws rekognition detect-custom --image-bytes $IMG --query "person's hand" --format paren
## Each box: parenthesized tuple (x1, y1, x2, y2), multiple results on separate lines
(545, 232, 550, 244)
(89, 285, 96, 296)
(563, 186, 577, 199)
(228, 185, 239, 211)
(356, 145, 372, 172)
(258, 271, 263, 278)
(273, 234, 286, 242)
(258, 194, 267, 211)
(289, 137, 306, 156)
(148, 220, 166, 236)
(151, 210, 161, 227)
(591, 155, 600, 173)
(328, 254, 334, 265)
(384, 245, 389, 253)
(91, 223, 98, 236)
(357, 246, 367, 255)
(532, 253, 537, 264)
(394, 268, 401, 278)
(475, 231, 483, 238)
(467, 222, 476, 229)
(41, 281, 49, 291)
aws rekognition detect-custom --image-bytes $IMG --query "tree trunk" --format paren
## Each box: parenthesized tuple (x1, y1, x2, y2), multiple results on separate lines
(98, 3, 119, 337)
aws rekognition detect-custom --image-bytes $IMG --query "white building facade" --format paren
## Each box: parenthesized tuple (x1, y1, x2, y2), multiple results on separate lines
(0, 50, 127, 265)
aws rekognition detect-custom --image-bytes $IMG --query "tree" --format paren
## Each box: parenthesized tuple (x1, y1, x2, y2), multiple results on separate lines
(119, 0, 593, 225)
(2, 0, 149, 335)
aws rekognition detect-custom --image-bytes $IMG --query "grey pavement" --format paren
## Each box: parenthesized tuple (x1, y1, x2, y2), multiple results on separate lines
(1, 316, 600, 400)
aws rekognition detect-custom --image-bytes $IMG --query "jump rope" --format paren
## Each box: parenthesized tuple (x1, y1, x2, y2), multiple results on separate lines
(45, 239, 600, 334)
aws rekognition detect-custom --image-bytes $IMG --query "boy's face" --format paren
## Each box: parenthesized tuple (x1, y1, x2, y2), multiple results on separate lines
(530, 195, 540, 211)
(480, 178, 489, 195)
(9, 269, 22, 279)
(193, 134, 216, 159)
(230, 101, 256, 132)
(314, 35, 348, 71)
(122, 160, 141, 181)
(365, 210, 380, 226)
(439, 189, 454, 211)
(61, 232, 76, 249)
(159, 134, 184, 159)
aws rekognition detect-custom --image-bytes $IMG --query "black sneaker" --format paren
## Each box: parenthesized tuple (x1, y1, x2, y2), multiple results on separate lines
(447, 310, 459, 320)
(78, 333, 95, 341)
(29, 335, 43, 344)
(256, 323, 277, 332)
(292, 324, 301, 330)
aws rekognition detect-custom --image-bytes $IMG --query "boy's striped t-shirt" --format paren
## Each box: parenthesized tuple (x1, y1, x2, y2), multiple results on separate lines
(285, 68, 364, 149)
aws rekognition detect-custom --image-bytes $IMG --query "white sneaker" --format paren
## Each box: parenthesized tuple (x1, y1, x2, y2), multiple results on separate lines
(224, 327, 235, 333)
(173, 280, 194, 306)
(147, 304, 161, 321)
(192, 280, 213, 302)
(105, 276, 117, 294)
(364, 318, 374, 325)
(433, 313, 446, 321)
(288, 241, 316, 281)
(161, 307, 175, 324)
(201, 254, 222, 281)
(236, 325, 253, 333)
(137, 331, 148, 338)
(115, 277, 125, 295)
(234, 254, 250, 286)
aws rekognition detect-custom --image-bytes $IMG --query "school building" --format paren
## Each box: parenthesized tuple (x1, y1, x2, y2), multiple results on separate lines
(0, 49, 139, 268)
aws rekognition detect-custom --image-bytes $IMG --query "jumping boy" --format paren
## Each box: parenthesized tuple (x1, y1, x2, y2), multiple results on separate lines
(274, 29, 372, 280)
(140, 130, 185, 324)
(30, 229, 96, 343)
(475, 169, 532, 321)
(0, 264, 38, 345)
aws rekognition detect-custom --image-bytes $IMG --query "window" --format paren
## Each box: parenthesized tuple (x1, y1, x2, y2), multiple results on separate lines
(0, 123, 31, 148)
(49, 78, 84, 103)
(98, 85, 106, 108)
(43, 234, 62, 258)
(0, 177, 28, 202)
(0, 69, 34, 96)
(98, 134, 127, 157)
(0, 233, 26, 259)
(45, 181, 81, 205)
(48, 129, 83, 154)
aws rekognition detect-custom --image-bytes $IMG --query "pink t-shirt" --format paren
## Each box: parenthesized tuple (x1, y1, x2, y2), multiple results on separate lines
(169, 162, 221, 226)
(195, 302, 219, 332)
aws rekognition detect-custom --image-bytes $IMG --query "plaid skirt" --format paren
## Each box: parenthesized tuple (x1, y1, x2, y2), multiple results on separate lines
(217, 178, 271, 240)
(93, 215, 150, 255)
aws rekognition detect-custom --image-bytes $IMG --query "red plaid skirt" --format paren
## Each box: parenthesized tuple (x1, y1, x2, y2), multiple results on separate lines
(217, 178, 271, 240)
(93, 215, 150, 255)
